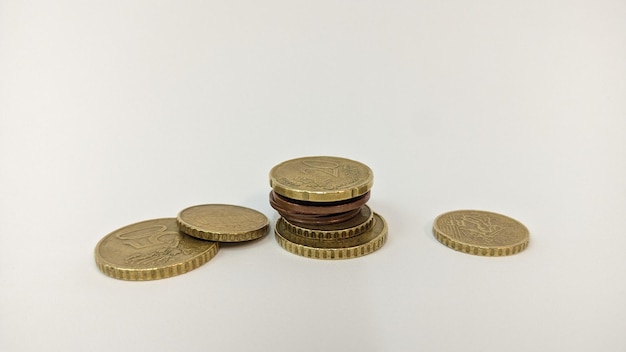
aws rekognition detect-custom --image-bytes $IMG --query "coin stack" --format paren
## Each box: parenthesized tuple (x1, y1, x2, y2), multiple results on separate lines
(94, 204, 269, 281)
(269, 156, 388, 260)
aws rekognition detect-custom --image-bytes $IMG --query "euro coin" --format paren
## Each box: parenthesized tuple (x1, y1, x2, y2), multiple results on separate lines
(275, 213, 387, 260)
(94, 218, 219, 281)
(177, 204, 269, 242)
(269, 156, 373, 202)
(282, 205, 374, 240)
(433, 210, 529, 256)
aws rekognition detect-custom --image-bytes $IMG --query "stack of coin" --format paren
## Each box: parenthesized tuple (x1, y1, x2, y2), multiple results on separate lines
(94, 204, 269, 281)
(269, 156, 388, 260)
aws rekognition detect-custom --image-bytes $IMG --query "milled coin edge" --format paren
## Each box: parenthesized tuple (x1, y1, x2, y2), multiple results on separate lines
(269, 156, 374, 202)
(274, 213, 388, 260)
(176, 204, 270, 242)
(432, 209, 530, 257)
(94, 238, 220, 281)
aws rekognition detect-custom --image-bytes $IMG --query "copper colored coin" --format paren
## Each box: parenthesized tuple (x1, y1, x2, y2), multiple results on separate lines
(276, 209, 363, 226)
(269, 191, 369, 225)
(269, 191, 370, 216)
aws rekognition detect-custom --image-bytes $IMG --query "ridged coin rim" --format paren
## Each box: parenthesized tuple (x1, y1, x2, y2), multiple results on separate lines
(269, 156, 374, 202)
(94, 218, 220, 281)
(177, 204, 269, 242)
(433, 210, 529, 257)
(274, 213, 388, 260)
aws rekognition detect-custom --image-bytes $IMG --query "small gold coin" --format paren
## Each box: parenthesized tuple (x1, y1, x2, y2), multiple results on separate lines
(94, 218, 219, 281)
(275, 213, 388, 260)
(282, 205, 375, 240)
(177, 204, 269, 242)
(433, 210, 529, 256)
(269, 156, 373, 202)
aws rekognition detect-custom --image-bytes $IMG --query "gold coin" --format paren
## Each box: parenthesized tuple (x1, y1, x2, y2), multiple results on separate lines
(177, 204, 269, 242)
(433, 210, 529, 256)
(274, 213, 387, 260)
(94, 218, 219, 281)
(282, 205, 375, 240)
(269, 156, 373, 202)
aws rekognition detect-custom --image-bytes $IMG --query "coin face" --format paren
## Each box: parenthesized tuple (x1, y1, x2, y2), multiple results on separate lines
(274, 213, 388, 259)
(177, 204, 269, 242)
(269, 156, 373, 202)
(94, 218, 219, 281)
(433, 210, 529, 256)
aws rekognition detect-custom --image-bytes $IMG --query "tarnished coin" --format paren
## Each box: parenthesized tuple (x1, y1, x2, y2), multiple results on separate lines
(433, 210, 529, 256)
(269, 156, 373, 202)
(275, 213, 388, 260)
(94, 218, 219, 281)
(177, 204, 269, 242)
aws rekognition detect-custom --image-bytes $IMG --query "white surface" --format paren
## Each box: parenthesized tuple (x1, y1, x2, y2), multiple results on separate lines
(1, 1, 625, 351)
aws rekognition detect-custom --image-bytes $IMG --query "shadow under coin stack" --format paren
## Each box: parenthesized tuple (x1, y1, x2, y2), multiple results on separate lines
(269, 156, 388, 260)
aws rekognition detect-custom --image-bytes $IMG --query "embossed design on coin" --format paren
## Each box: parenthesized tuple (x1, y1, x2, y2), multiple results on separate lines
(94, 218, 219, 281)
(274, 213, 387, 260)
(301, 160, 340, 177)
(270, 156, 373, 202)
(433, 210, 529, 256)
(177, 204, 269, 242)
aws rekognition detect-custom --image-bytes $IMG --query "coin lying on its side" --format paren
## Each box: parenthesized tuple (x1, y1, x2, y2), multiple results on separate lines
(177, 204, 269, 242)
(433, 210, 529, 256)
(94, 218, 219, 281)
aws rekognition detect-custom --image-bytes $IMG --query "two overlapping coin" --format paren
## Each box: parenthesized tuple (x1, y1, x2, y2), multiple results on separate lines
(94, 204, 269, 281)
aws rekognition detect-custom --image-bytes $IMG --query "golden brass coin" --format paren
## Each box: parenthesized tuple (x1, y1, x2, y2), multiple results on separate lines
(269, 156, 373, 202)
(282, 205, 375, 240)
(433, 210, 529, 256)
(94, 218, 219, 281)
(177, 204, 269, 242)
(275, 213, 387, 260)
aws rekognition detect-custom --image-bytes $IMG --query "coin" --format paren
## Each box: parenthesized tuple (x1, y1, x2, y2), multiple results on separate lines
(282, 205, 375, 240)
(177, 204, 269, 242)
(269, 156, 373, 202)
(274, 213, 388, 259)
(433, 210, 529, 256)
(94, 218, 219, 281)
(269, 190, 370, 216)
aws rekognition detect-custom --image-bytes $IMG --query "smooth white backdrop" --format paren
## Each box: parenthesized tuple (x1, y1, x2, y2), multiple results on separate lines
(1, 1, 625, 351)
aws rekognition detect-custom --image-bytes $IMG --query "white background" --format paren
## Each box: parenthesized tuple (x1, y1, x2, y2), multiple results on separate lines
(1, 1, 625, 351)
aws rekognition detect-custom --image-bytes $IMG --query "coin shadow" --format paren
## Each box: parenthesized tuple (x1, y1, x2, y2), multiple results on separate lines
(423, 222, 439, 243)
(218, 235, 269, 250)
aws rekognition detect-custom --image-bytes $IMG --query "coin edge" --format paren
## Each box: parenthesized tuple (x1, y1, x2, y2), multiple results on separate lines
(269, 156, 374, 202)
(177, 204, 270, 242)
(94, 218, 220, 281)
(432, 210, 530, 257)
(274, 213, 388, 260)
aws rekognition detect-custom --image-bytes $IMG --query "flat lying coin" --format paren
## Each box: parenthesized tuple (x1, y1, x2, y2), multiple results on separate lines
(269, 156, 373, 202)
(433, 210, 529, 256)
(177, 204, 269, 242)
(94, 218, 219, 281)
(275, 213, 388, 260)
(282, 205, 375, 240)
